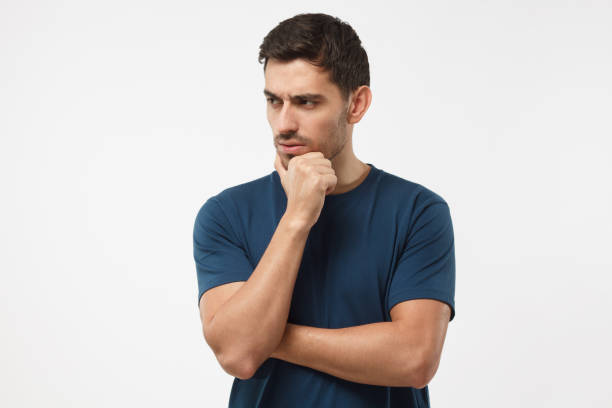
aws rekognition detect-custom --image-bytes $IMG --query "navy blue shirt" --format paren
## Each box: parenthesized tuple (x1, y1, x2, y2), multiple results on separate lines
(193, 163, 456, 407)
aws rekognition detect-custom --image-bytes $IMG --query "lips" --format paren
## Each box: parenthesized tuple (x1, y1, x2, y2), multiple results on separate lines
(279, 143, 306, 154)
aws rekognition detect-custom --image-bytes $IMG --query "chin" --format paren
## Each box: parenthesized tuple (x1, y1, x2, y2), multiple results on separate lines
(281, 151, 302, 159)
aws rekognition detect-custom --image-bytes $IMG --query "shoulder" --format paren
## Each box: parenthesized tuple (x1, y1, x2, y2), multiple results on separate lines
(195, 171, 276, 223)
(214, 171, 276, 205)
(219, 171, 276, 200)
(376, 168, 454, 253)
(376, 167, 450, 211)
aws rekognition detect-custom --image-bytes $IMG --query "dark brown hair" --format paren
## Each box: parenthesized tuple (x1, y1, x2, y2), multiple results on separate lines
(258, 13, 370, 101)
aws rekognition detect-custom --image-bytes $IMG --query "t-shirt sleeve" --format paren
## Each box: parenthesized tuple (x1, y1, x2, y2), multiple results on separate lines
(387, 197, 456, 321)
(193, 196, 254, 307)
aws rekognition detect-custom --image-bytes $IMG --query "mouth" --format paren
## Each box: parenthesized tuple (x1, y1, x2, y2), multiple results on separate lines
(279, 143, 306, 154)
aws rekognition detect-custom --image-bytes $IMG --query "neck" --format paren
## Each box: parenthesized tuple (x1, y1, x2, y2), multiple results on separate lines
(328, 148, 371, 195)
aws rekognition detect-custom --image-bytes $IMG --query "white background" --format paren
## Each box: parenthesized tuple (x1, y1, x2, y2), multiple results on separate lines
(2, 1, 611, 407)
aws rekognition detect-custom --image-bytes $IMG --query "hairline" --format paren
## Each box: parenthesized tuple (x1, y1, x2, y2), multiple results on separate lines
(262, 56, 352, 102)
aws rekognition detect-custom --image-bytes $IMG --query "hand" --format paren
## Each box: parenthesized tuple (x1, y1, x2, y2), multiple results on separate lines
(274, 151, 337, 229)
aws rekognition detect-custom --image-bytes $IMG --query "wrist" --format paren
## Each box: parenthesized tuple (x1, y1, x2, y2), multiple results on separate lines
(280, 212, 311, 235)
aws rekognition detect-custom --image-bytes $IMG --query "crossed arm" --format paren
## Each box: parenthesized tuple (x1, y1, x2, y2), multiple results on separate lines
(199, 209, 453, 387)
(267, 298, 451, 389)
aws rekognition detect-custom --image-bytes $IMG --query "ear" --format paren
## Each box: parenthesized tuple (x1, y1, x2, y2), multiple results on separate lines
(346, 85, 372, 125)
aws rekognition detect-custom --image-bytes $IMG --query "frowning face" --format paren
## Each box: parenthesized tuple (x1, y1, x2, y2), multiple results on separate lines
(264, 58, 350, 169)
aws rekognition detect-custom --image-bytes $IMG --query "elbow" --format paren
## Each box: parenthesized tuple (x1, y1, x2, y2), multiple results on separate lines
(202, 320, 269, 380)
(404, 354, 440, 389)
(410, 368, 432, 389)
(218, 352, 258, 380)
(203, 322, 249, 378)
(206, 333, 259, 380)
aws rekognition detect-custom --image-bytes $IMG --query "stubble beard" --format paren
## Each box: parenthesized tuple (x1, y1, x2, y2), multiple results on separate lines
(325, 105, 349, 162)
(276, 105, 349, 167)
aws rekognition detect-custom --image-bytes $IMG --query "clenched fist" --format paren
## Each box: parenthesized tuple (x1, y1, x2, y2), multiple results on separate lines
(274, 151, 337, 230)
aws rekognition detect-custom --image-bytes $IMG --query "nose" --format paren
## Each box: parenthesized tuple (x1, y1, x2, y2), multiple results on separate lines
(276, 103, 298, 135)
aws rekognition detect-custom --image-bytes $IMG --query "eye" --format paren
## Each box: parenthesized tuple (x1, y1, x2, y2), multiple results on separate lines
(266, 97, 281, 105)
(300, 99, 316, 106)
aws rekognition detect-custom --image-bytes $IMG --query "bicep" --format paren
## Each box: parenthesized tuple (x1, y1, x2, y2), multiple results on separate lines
(193, 196, 253, 314)
(387, 199, 456, 321)
(390, 299, 450, 369)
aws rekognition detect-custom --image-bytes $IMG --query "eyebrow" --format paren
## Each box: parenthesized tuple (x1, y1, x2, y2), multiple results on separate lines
(263, 89, 326, 101)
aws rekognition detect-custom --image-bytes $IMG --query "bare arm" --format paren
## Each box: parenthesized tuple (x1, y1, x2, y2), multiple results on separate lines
(270, 299, 451, 388)
(205, 213, 310, 379)
(204, 152, 337, 379)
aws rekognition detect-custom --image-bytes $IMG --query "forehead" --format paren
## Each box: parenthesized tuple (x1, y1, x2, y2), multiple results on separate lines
(264, 58, 342, 100)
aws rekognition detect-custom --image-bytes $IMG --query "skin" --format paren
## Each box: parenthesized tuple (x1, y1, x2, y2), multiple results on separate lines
(264, 57, 373, 196)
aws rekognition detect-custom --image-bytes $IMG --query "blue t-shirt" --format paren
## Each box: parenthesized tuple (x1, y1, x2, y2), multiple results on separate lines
(193, 163, 456, 408)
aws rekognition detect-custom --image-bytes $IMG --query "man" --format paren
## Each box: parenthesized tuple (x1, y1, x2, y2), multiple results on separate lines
(193, 13, 455, 407)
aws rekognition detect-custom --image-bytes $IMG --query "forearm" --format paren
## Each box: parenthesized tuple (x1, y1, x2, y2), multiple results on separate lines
(270, 322, 428, 388)
(208, 213, 309, 375)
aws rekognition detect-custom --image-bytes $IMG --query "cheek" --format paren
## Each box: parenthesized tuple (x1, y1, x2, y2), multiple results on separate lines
(309, 112, 336, 132)
(321, 114, 341, 134)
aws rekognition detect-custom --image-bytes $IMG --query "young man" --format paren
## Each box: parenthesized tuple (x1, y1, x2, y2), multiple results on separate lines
(193, 13, 456, 407)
